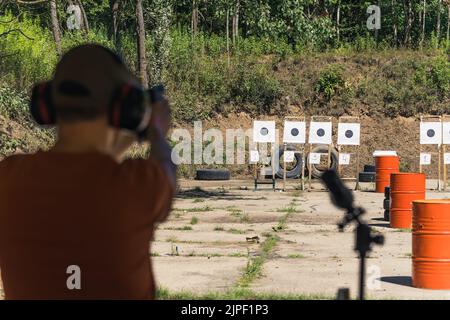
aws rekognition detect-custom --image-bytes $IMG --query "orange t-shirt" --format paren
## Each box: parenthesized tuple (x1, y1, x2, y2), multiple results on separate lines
(0, 151, 173, 299)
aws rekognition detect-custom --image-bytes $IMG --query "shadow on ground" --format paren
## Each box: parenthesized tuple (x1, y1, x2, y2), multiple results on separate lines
(380, 276, 413, 287)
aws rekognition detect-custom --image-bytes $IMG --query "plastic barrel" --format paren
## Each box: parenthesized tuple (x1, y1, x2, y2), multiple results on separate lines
(375, 156, 399, 193)
(390, 173, 425, 229)
(412, 200, 450, 289)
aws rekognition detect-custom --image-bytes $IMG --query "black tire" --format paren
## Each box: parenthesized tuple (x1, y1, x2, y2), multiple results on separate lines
(384, 186, 391, 199)
(384, 210, 390, 222)
(358, 172, 375, 183)
(195, 169, 230, 181)
(383, 198, 390, 210)
(274, 145, 303, 179)
(306, 145, 338, 179)
(363, 165, 376, 173)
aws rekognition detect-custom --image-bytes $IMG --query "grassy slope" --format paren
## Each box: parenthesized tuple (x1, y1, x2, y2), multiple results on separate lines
(1, 50, 449, 174)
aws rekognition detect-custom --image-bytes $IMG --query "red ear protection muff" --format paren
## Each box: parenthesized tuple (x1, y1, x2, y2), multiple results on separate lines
(108, 83, 150, 133)
(29, 81, 57, 126)
(29, 47, 152, 135)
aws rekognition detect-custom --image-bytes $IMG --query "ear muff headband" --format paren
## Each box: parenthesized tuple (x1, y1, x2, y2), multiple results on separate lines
(111, 83, 132, 128)
(30, 81, 56, 126)
(38, 83, 51, 124)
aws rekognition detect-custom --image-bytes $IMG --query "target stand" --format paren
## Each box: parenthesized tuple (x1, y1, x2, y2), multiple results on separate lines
(337, 116, 361, 191)
(441, 115, 450, 190)
(419, 115, 442, 190)
(252, 120, 276, 191)
(307, 116, 333, 191)
(281, 116, 307, 192)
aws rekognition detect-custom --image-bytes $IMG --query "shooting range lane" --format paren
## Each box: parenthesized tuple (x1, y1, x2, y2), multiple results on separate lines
(144, 179, 450, 299)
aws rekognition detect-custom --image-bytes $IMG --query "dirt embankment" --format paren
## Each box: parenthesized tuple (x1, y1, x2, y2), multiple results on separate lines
(179, 113, 433, 178)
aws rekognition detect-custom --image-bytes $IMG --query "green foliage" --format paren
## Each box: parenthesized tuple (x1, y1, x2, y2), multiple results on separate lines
(414, 57, 450, 98)
(0, 12, 57, 90)
(314, 65, 346, 100)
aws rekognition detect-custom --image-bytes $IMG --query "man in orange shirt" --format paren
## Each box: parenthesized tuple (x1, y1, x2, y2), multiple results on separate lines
(0, 44, 176, 299)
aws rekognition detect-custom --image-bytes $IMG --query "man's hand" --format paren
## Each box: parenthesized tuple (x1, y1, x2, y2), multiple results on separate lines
(146, 98, 176, 194)
(149, 98, 171, 139)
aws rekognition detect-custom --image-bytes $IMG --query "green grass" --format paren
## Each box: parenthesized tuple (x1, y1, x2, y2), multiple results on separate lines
(237, 235, 279, 288)
(227, 228, 246, 234)
(228, 252, 248, 258)
(395, 228, 412, 233)
(190, 216, 199, 225)
(286, 254, 306, 259)
(165, 226, 193, 231)
(156, 287, 333, 300)
(213, 226, 224, 231)
(192, 198, 205, 203)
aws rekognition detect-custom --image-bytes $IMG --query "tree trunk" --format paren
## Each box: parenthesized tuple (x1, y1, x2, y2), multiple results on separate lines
(447, 5, 450, 43)
(191, 0, 198, 39)
(232, 0, 240, 46)
(75, 0, 90, 33)
(392, 0, 398, 47)
(420, 0, 426, 48)
(136, 0, 148, 88)
(403, 0, 413, 46)
(437, 0, 442, 42)
(336, 1, 340, 43)
(49, 0, 62, 57)
(226, 6, 230, 68)
(110, 0, 121, 52)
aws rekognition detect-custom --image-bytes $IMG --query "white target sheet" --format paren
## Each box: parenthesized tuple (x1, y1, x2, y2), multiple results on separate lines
(420, 153, 432, 165)
(339, 153, 351, 165)
(283, 121, 306, 144)
(253, 121, 276, 143)
(337, 123, 360, 146)
(420, 122, 442, 145)
(309, 122, 332, 144)
(443, 122, 450, 145)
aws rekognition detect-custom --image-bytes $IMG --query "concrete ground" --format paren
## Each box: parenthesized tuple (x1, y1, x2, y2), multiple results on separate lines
(152, 179, 450, 300)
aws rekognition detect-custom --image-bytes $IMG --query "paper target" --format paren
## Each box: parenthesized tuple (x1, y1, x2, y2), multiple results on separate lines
(309, 153, 322, 164)
(283, 121, 306, 144)
(442, 122, 450, 145)
(337, 123, 360, 146)
(253, 121, 276, 143)
(444, 153, 450, 165)
(339, 153, 351, 165)
(309, 122, 332, 144)
(420, 122, 442, 145)
(250, 150, 260, 163)
(284, 151, 295, 163)
(420, 153, 432, 165)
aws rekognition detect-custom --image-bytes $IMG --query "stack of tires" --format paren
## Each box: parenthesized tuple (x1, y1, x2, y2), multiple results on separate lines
(358, 165, 376, 183)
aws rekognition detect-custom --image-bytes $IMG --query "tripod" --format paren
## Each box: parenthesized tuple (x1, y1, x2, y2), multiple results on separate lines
(322, 170, 384, 300)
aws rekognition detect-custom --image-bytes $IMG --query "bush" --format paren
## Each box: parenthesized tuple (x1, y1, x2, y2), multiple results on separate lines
(314, 65, 345, 100)
(0, 12, 57, 90)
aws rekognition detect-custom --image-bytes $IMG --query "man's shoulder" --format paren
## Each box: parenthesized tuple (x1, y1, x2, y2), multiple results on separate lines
(0, 153, 32, 166)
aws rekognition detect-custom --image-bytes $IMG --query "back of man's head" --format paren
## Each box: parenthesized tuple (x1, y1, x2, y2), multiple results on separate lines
(51, 44, 140, 123)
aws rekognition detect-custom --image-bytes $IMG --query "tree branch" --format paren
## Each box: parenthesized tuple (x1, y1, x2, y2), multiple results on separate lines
(0, 28, 34, 40)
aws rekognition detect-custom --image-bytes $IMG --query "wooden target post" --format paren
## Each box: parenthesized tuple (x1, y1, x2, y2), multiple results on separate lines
(336, 116, 361, 191)
(441, 115, 450, 190)
(308, 116, 333, 191)
(419, 115, 442, 191)
(281, 116, 307, 192)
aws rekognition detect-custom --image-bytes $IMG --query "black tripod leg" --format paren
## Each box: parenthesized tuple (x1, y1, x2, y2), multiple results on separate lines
(359, 254, 366, 300)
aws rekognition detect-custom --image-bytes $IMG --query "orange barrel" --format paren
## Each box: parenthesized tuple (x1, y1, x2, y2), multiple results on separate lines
(390, 173, 425, 229)
(375, 155, 399, 193)
(412, 200, 450, 289)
